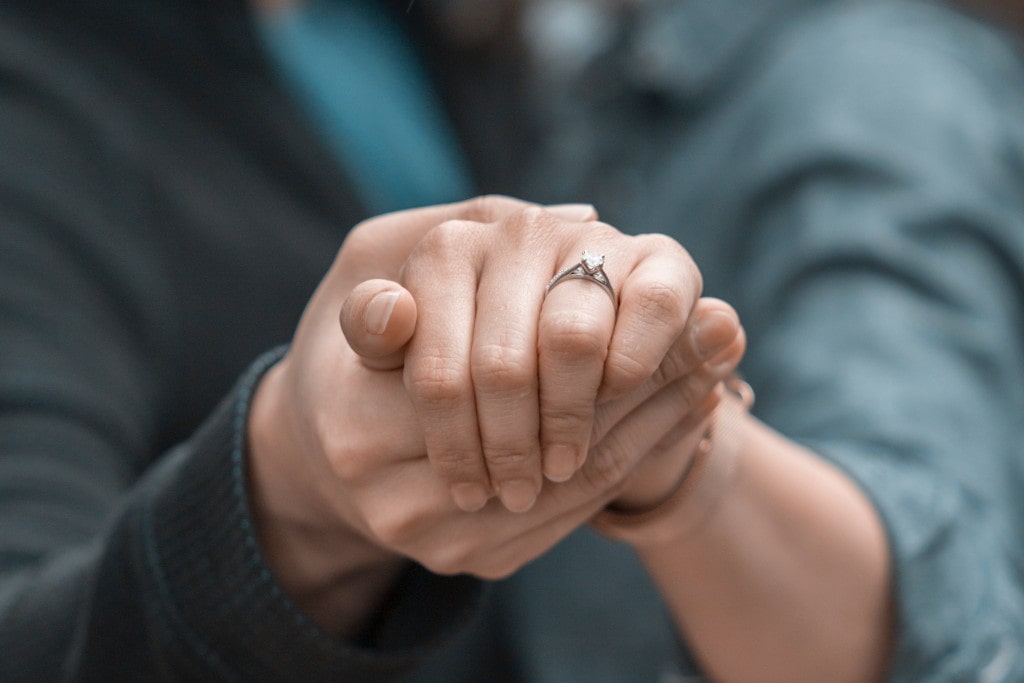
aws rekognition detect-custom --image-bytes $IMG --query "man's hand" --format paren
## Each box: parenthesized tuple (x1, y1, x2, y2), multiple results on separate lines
(246, 197, 744, 634)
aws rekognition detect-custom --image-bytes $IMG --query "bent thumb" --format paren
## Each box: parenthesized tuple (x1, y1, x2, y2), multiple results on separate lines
(339, 279, 417, 370)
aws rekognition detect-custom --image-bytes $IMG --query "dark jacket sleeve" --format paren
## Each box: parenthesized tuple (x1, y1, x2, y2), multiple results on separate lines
(0, 18, 481, 683)
(702, 4, 1024, 680)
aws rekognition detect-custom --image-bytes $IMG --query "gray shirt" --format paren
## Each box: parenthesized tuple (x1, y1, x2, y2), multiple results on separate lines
(446, 0, 1024, 680)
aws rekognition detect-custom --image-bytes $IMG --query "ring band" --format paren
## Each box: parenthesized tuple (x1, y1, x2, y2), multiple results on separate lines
(547, 251, 616, 307)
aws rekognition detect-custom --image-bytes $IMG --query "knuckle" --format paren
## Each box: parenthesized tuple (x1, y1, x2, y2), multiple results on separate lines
(418, 219, 471, 257)
(603, 349, 653, 392)
(539, 404, 590, 439)
(514, 205, 551, 230)
(581, 435, 635, 491)
(540, 313, 608, 361)
(639, 234, 703, 297)
(638, 232, 686, 256)
(641, 232, 699, 266)
(429, 448, 484, 482)
(407, 355, 468, 405)
(404, 222, 473, 285)
(462, 194, 521, 223)
(504, 205, 565, 245)
(472, 342, 535, 393)
(634, 281, 688, 327)
(481, 444, 533, 470)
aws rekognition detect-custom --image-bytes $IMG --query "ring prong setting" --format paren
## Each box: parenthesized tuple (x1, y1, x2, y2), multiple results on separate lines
(581, 251, 604, 274)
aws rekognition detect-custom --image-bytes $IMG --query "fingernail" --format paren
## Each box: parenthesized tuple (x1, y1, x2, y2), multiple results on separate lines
(693, 310, 737, 359)
(364, 290, 400, 335)
(498, 479, 539, 513)
(544, 444, 579, 482)
(545, 203, 597, 222)
(451, 482, 490, 512)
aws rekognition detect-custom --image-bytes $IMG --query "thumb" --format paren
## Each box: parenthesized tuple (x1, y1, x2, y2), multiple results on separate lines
(340, 279, 418, 370)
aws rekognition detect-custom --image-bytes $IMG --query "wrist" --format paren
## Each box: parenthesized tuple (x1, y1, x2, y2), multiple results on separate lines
(247, 356, 403, 635)
(591, 378, 753, 546)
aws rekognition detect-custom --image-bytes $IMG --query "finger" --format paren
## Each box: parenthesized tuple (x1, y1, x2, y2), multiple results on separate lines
(537, 240, 621, 483)
(403, 206, 597, 514)
(334, 200, 592, 366)
(598, 234, 704, 403)
(544, 203, 599, 222)
(705, 318, 747, 380)
(402, 219, 493, 512)
(601, 377, 722, 512)
(335, 196, 544, 294)
(339, 279, 418, 370)
(469, 210, 569, 512)
(352, 195, 542, 251)
(466, 371, 725, 577)
(624, 297, 742, 407)
(366, 362, 731, 579)
(590, 299, 741, 445)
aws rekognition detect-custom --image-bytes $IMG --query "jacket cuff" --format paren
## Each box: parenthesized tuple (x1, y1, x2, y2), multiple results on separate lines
(811, 440, 1023, 681)
(139, 347, 484, 681)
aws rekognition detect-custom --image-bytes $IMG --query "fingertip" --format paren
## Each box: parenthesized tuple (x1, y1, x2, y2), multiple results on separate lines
(451, 482, 491, 512)
(340, 280, 417, 362)
(707, 327, 747, 376)
(543, 444, 582, 482)
(496, 478, 540, 513)
(692, 310, 740, 359)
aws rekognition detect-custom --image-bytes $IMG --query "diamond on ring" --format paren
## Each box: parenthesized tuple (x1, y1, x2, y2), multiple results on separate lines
(547, 250, 616, 308)
(581, 251, 604, 273)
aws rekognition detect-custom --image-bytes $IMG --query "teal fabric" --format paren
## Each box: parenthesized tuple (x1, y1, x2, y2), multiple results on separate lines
(256, 0, 473, 213)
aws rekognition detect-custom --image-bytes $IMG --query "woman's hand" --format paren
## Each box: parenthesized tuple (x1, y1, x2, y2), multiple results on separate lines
(339, 197, 716, 513)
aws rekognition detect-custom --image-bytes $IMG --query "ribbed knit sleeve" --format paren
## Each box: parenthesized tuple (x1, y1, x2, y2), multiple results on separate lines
(58, 349, 484, 682)
(0, 7, 484, 679)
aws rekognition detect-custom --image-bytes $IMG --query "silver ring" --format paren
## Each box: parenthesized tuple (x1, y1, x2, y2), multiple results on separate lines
(546, 250, 616, 308)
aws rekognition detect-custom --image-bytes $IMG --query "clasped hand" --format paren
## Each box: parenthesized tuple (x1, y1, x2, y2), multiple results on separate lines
(250, 196, 744, 586)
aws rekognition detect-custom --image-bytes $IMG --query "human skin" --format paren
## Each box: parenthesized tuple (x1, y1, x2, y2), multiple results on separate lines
(311, 197, 714, 514)
(399, 207, 716, 513)
(247, 0, 705, 519)
(337, 199, 895, 681)
(247, 196, 743, 635)
(244, 3, 892, 676)
(249, 195, 893, 682)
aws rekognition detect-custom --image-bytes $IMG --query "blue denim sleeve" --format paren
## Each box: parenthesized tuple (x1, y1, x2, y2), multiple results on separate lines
(684, 2, 1024, 679)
